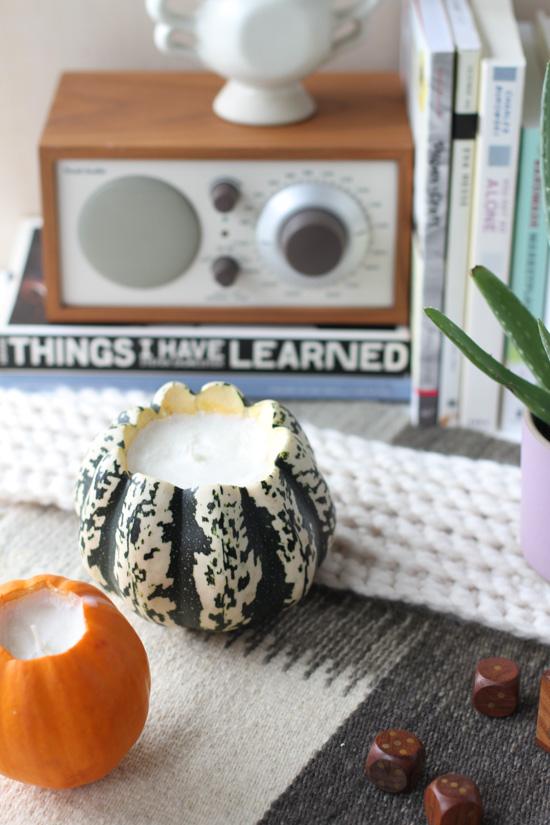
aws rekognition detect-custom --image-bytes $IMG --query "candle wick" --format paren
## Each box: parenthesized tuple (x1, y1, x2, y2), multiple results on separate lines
(30, 623, 45, 657)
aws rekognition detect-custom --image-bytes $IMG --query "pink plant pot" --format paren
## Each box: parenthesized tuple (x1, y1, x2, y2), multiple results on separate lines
(521, 412, 550, 580)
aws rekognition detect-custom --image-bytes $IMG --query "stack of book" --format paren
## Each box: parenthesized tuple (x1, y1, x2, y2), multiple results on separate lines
(0, 221, 411, 400)
(403, 0, 550, 436)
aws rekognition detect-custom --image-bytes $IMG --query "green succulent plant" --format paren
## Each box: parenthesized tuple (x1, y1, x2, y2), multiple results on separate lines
(426, 64, 550, 428)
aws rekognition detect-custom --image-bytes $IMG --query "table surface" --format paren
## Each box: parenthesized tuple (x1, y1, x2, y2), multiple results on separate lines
(288, 399, 520, 463)
(0, 396, 529, 825)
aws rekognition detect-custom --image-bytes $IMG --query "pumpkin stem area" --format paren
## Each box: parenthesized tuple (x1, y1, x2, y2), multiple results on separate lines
(0, 588, 86, 659)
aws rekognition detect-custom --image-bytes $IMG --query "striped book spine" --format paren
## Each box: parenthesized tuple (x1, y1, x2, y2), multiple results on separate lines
(402, 0, 454, 426)
(438, 0, 481, 426)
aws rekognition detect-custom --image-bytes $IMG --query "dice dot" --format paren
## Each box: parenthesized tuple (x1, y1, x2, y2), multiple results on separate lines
(393, 739, 402, 746)
(382, 744, 390, 750)
(450, 782, 459, 788)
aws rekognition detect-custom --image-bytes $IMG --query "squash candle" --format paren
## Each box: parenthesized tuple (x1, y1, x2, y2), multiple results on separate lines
(76, 381, 336, 632)
(127, 411, 276, 487)
(0, 575, 150, 789)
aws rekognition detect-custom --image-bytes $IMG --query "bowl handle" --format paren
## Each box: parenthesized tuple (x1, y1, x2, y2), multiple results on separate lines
(145, 0, 194, 27)
(152, 22, 197, 57)
(146, 0, 197, 57)
(335, 0, 381, 23)
(331, 0, 380, 55)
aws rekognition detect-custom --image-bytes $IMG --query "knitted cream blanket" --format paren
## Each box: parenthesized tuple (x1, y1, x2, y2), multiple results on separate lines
(0, 387, 546, 644)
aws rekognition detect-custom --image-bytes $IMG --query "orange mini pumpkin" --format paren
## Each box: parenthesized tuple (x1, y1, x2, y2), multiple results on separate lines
(0, 574, 150, 789)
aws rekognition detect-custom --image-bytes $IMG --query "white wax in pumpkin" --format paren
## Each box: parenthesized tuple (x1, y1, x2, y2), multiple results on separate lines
(0, 589, 86, 659)
(127, 412, 275, 487)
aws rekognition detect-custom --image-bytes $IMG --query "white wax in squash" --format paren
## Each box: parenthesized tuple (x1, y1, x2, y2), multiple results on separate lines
(0, 589, 86, 659)
(127, 412, 276, 488)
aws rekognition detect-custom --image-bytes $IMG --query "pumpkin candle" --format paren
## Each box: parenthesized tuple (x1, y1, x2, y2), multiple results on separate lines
(0, 575, 150, 789)
(0, 587, 86, 659)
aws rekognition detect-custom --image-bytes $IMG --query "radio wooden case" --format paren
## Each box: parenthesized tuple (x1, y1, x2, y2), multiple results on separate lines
(40, 72, 413, 326)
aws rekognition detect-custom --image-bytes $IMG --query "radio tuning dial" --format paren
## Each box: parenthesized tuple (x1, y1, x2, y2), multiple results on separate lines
(257, 182, 369, 284)
(211, 181, 240, 213)
(280, 209, 347, 276)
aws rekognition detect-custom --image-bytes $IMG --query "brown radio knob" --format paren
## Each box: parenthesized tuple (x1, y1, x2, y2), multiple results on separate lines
(213, 256, 240, 287)
(211, 181, 240, 212)
(280, 208, 348, 276)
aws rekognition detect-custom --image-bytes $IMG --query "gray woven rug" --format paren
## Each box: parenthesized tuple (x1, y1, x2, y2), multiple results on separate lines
(259, 587, 546, 825)
(257, 413, 532, 825)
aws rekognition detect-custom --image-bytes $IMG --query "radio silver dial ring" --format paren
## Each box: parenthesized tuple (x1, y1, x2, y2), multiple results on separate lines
(256, 182, 370, 286)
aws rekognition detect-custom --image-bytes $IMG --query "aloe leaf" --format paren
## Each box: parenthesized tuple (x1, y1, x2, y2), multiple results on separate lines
(425, 307, 550, 426)
(542, 62, 550, 236)
(538, 319, 550, 364)
(471, 266, 550, 390)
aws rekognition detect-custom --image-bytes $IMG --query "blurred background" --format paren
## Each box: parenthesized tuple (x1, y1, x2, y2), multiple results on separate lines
(1, 0, 548, 271)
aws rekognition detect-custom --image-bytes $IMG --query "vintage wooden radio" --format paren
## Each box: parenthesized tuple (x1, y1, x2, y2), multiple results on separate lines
(40, 72, 412, 325)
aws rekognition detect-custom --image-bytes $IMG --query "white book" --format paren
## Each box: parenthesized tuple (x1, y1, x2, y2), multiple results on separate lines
(460, 0, 525, 432)
(438, 0, 481, 427)
(401, 0, 455, 426)
(500, 22, 548, 438)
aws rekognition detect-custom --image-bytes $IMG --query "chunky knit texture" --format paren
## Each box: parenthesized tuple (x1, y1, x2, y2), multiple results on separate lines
(1, 387, 547, 644)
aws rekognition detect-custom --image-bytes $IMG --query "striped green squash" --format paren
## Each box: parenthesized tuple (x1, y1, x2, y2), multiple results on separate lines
(75, 381, 336, 631)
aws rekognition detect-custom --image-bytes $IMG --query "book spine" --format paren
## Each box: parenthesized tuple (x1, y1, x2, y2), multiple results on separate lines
(0, 370, 412, 402)
(501, 128, 549, 435)
(460, 58, 525, 432)
(0, 330, 411, 380)
(438, 45, 480, 426)
(410, 45, 455, 426)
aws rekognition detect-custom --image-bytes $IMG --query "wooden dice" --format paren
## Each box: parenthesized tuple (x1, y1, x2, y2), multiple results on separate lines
(424, 773, 483, 825)
(472, 656, 520, 718)
(536, 669, 550, 752)
(364, 729, 425, 793)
